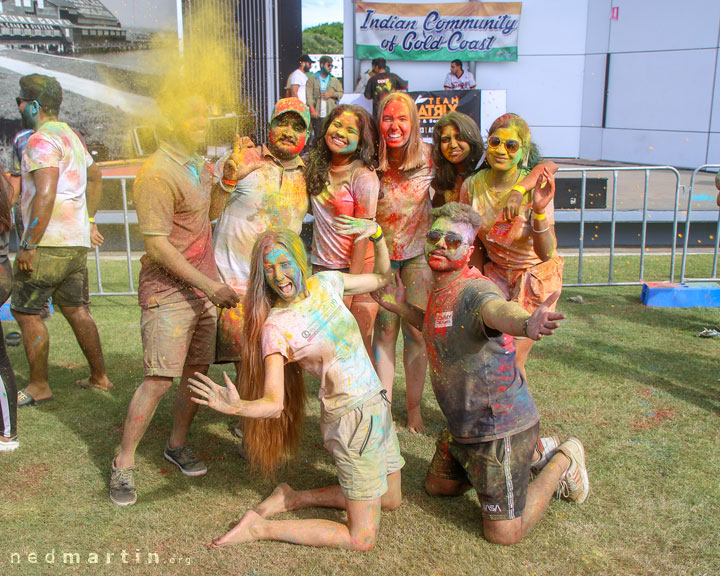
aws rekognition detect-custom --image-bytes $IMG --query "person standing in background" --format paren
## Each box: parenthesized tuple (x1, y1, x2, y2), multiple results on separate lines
(364, 58, 408, 109)
(12, 74, 113, 407)
(287, 55, 314, 105)
(443, 60, 476, 91)
(307, 56, 344, 141)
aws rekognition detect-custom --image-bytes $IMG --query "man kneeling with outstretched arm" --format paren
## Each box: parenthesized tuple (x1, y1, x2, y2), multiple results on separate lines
(374, 202, 589, 546)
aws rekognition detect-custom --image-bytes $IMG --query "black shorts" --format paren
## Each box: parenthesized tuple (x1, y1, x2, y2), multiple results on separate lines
(428, 422, 540, 520)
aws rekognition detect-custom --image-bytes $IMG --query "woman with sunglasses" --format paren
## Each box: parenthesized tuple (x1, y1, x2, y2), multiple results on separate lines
(305, 105, 380, 357)
(188, 218, 404, 551)
(373, 92, 434, 433)
(460, 113, 562, 377)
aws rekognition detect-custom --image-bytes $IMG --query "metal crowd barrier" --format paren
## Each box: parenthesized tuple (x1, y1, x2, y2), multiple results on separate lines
(680, 164, 720, 283)
(91, 175, 137, 297)
(91, 165, 720, 296)
(556, 166, 683, 287)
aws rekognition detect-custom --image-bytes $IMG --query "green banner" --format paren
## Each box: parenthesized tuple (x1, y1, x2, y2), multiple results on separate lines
(355, 2, 522, 62)
(356, 44, 518, 63)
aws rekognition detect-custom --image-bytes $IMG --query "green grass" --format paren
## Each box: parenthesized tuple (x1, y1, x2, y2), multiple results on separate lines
(1, 255, 718, 575)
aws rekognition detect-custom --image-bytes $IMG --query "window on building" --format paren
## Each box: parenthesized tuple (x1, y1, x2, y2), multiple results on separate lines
(23, 0, 31, 7)
(37, 0, 44, 9)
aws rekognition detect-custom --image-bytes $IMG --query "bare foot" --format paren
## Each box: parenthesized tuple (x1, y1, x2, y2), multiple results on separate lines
(254, 483, 297, 518)
(207, 510, 262, 548)
(76, 377, 114, 391)
(406, 407, 425, 434)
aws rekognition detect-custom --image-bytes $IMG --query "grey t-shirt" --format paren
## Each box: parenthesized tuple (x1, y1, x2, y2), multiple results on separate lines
(423, 267, 540, 442)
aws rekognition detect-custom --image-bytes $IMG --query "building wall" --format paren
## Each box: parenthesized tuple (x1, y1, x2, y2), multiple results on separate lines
(344, 0, 720, 168)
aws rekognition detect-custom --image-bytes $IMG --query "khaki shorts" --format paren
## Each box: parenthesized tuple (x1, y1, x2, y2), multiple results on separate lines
(321, 391, 405, 501)
(485, 256, 564, 314)
(11, 246, 87, 314)
(216, 299, 245, 362)
(141, 297, 217, 377)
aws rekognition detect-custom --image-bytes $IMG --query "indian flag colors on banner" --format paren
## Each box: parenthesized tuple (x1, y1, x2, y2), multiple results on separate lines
(355, 2, 522, 62)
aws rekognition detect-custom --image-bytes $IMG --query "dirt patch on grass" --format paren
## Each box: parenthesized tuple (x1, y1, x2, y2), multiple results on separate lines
(10, 465, 49, 501)
(632, 407, 678, 430)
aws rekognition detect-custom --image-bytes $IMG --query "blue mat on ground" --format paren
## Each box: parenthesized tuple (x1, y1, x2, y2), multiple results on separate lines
(641, 282, 720, 308)
(0, 300, 54, 321)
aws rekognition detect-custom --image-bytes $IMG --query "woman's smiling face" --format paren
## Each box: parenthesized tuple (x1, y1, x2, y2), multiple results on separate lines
(379, 99, 412, 149)
(263, 244, 305, 303)
(486, 126, 524, 172)
(325, 111, 360, 157)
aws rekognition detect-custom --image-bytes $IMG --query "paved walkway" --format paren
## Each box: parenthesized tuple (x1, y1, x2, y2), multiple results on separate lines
(0, 56, 157, 118)
(554, 159, 719, 213)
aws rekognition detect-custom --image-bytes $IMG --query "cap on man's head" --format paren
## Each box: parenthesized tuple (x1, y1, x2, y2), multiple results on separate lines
(271, 97, 311, 131)
(19, 73, 62, 114)
(299, 54, 314, 63)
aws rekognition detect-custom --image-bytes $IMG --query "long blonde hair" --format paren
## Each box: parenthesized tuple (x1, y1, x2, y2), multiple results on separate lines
(376, 92, 426, 172)
(240, 229, 308, 477)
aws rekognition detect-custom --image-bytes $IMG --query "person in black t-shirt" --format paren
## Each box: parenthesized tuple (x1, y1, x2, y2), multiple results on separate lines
(364, 58, 408, 107)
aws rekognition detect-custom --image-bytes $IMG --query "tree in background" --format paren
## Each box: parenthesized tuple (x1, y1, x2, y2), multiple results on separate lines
(302, 22, 342, 54)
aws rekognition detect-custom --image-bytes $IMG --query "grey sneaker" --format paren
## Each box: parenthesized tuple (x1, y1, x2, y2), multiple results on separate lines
(163, 443, 207, 477)
(110, 462, 138, 506)
(556, 438, 589, 504)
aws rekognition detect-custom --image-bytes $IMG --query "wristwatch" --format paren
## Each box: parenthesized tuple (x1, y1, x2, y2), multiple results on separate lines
(20, 240, 38, 250)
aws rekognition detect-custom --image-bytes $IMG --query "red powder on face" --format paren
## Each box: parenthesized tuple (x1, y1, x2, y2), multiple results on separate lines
(288, 133, 306, 155)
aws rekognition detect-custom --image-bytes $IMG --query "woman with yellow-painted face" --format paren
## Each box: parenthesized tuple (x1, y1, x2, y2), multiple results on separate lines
(460, 113, 562, 378)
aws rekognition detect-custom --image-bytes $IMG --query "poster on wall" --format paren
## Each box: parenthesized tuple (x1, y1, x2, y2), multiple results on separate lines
(411, 90, 481, 141)
(355, 2, 521, 62)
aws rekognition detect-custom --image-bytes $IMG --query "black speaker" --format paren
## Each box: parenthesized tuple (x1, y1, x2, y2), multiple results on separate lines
(554, 177, 607, 209)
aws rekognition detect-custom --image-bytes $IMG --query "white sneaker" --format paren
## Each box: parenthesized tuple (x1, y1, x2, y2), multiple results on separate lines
(556, 438, 589, 504)
(531, 435, 561, 474)
(0, 437, 19, 452)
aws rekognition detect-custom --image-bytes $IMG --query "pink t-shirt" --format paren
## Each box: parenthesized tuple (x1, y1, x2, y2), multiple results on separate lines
(460, 168, 555, 271)
(261, 271, 382, 422)
(310, 160, 379, 268)
(376, 144, 434, 261)
(21, 121, 92, 248)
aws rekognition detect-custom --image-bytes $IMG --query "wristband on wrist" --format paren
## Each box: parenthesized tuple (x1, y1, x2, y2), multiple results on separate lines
(533, 225, 551, 234)
(20, 239, 37, 250)
(511, 184, 526, 195)
(369, 224, 384, 243)
(522, 317, 531, 337)
(88, 217, 95, 223)
(219, 178, 238, 192)
(533, 211, 546, 221)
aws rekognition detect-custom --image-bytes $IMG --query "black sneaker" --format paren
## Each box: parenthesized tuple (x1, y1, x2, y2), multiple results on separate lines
(109, 462, 138, 506)
(163, 443, 207, 477)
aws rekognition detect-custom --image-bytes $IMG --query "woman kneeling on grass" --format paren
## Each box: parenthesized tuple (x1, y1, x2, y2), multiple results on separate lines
(189, 217, 403, 551)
